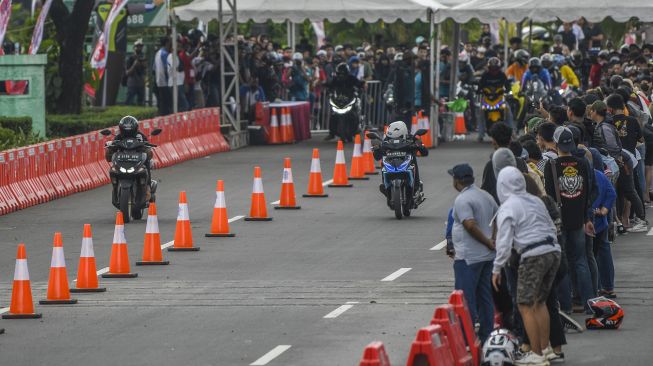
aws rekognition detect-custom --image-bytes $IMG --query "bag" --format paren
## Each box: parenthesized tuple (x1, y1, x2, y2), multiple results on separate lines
(549, 160, 562, 210)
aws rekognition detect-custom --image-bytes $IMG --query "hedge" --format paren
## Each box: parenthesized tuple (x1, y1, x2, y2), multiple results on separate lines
(47, 106, 158, 137)
(0, 116, 32, 134)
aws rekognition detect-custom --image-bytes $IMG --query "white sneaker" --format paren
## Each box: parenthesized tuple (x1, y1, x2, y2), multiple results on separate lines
(515, 351, 550, 365)
(627, 222, 648, 233)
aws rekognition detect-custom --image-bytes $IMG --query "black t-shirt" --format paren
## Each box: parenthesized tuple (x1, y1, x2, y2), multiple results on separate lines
(613, 113, 642, 154)
(544, 155, 591, 230)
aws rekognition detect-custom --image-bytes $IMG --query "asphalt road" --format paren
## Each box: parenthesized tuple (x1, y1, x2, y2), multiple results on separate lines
(0, 136, 651, 365)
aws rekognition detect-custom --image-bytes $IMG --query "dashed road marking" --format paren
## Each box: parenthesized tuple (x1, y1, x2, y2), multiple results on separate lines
(430, 240, 447, 251)
(647, 227, 653, 236)
(161, 241, 175, 249)
(322, 179, 333, 186)
(96, 267, 109, 276)
(228, 215, 245, 223)
(250, 345, 292, 365)
(271, 200, 280, 205)
(323, 301, 359, 319)
(0, 307, 9, 315)
(381, 267, 412, 282)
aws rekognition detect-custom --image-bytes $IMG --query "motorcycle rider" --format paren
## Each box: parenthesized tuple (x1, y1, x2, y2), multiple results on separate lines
(479, 57, 513, 137)
(105, 115, 154, 200)
(541, 53, 563, 105)
(324, 62, 365, 141)
(506, 49, 530, 85)
(372, 121, 428, 200)
(520, 57, 553, 93)
(458, 51, 478, 132)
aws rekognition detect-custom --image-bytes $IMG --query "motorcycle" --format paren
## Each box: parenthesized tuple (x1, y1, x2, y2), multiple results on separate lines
(558, 81, 579, 104)
(524, 75, 551, 114)
(507, 81, 526, 127)
(329, 91, 361, 142)
(100, 128, 161, 223)
(367, 129, 428, 220)
(481, 86, 508, 127)
(456, 81, 478, 132)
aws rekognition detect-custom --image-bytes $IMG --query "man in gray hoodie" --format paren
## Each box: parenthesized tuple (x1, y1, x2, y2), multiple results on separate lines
(492, 166, 562, 365)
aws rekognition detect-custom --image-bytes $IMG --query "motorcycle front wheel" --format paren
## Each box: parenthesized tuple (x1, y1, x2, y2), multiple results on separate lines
(392, 181, 403, 220)
(119, 188, 131, 223)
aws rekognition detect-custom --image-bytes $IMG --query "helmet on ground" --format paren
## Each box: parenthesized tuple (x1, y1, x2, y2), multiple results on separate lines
(488, 57, 501, 71)
(385, 121, 409, 140)
(481, 328, 519, 366)
(585, 297, 624, 330)
(335, 62, 349, 76)
(514, 49, 530, 65)
(118, 116, 139, 138)
(540, 53, 553, 69)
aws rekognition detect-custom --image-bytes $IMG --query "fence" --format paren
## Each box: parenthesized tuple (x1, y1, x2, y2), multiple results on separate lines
(0, 108, 229, 216)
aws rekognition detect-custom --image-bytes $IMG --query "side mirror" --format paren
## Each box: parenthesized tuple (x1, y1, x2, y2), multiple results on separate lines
(415, 129, 428, 137)
(366, 132, 381, 140)
(151, 128, 162, 136)
(100, 129, 112, 136)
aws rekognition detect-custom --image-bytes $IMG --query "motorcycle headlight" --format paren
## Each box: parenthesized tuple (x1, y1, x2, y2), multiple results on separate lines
(333, 104, 354, 114)
(127, 167, 135, 173)
(119, 167, 127, 173)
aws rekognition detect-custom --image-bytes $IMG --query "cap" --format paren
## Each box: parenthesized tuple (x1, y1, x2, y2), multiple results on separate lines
(477, 46, 486, 53)
(334, 45, 344, 52)
(415, 36, 425, 44)
(448, 163, 474, 180)
(292, 52, 303, 61)
(553, 126, 575, 153)
(316, 50, 327, 56)
(590, 100, 607, 113)
(134, 38, 144, 46)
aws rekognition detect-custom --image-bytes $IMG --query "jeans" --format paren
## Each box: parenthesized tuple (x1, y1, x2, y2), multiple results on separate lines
(177, 85, 189, 112)
(126, 86, 145, 106)
(586, 235, 599, 295)
(453, 260, 494, 343)
(157, 86, 173, 115)
(561, 228, 595, 312)
(593, 230, 615, 291)
(617, 165, 645, 220)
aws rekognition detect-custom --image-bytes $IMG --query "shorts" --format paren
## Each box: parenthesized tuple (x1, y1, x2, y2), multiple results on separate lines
(517, 251, 561, 305)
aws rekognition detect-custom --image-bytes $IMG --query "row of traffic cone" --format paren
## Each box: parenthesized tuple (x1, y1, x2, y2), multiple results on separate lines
(268, 107, 295, 144)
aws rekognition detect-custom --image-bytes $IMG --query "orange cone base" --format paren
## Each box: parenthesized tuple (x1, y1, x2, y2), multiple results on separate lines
(244, 217, 273, 221)
(70, 287, 106, 293)
(168, 247, 200, 252)
(349, 176, 369, 180)
(101, 273, 138, 278)
(205, 233, 236, 237)
(365, 171, 379, 175)
(136, 260, 170, 266)
(328, 183, 353, 187)
(39, 298, 78, 305)
(302, 193, 329, 197)
(2, 313, 42, 319)
(274, 205, 301, 210)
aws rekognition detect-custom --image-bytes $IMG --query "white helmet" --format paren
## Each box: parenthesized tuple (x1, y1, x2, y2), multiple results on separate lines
(292, 52, 303, 61)
(385, 121, 408, 140)
(481, 329, 519, 366)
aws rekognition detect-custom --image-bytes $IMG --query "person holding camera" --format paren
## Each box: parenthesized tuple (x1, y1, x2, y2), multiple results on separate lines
(125, 39, 146, 106)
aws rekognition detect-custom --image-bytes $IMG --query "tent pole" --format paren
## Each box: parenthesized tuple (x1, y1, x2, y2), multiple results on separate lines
(449, 22, 460, 101)
(429, 9, 438, 147)
(528, 19, 533, 53)
(172, 12, 178, 114)
(287, 20, 291, 48)
(503, 18, 509, 72)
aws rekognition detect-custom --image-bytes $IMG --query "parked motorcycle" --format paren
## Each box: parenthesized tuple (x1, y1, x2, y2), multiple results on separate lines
(329, 91, 360, 142)
(367, 129, 427, 220)
(101, 128, 161, 223)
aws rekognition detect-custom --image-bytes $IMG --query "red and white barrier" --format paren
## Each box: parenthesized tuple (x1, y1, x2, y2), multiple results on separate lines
(0, 108, 229, 215)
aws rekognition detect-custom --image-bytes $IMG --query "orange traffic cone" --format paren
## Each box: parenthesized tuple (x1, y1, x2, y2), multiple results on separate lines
(349, 134, 369, 180)
(136, 203, 169, 265)
(40, 232, 77, 305)
(418, 111, 433, 148)
(454, 112, 467, 134)
(169, 191, 201, 251)
(280, 107, 295, 143)
(410, 115, 419, 135)
(268, 108, 282, 144)
(245, 166, 273, 221)
(102, 212, 138, 278)
(362, 134, 378, 175)
(2, 244, 42, 319)
(328, 140, 353, 187)
(206, 180, 236, 237)
(275, 157, 301, 209)
(303, 148, 328, 197)
(71, 224, 106, 293)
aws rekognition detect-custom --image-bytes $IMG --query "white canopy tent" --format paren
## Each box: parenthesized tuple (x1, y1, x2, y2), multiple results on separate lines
(176, 0, 446, 23)
(432, 0, 653, 23)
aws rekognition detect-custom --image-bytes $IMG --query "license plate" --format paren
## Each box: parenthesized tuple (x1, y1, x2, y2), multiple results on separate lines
(386, 151, 406, 157)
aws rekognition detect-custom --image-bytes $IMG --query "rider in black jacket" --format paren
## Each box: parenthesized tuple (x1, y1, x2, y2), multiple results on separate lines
(324, 63, 365, 141)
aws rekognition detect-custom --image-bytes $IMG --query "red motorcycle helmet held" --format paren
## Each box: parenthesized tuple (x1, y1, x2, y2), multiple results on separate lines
(585, 297, 624, 330)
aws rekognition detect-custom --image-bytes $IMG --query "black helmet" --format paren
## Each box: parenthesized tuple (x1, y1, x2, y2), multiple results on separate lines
(528, 57, 542, 72)
(488, 57, 501, 71)
(335, 62, 349, 77)
(118, 115, 139, 138)
(540, 53, 553, 69)
(515, 49, 530, 65)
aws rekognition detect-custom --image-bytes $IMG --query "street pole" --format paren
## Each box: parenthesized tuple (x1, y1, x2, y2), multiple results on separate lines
(171, 10, 178, 114)
(503, 18, 509, 71)
(428, 9, 438, 147)
(102, 65, 108, 107)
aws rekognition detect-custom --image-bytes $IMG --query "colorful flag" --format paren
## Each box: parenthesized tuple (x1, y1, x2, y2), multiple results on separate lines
(0, 0, 12, 49)
(91, 0, 129, 75)
(28, 0, 53, 55)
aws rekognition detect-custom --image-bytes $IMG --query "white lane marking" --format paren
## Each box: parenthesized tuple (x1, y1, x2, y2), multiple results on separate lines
(228, 215, 245, 223)
(271, 200, 280, 205)
(97, 267, 109, 276)
(161, 241, 175, 249)
(430, 240, 447, 251)
(323, 301, 359, 319)
(647, 227, 653, 236)
(381, 268, 412, 282)
(322, 179, 333, 186)
(250, 345, 292, 365)
(0, 307, 9, 315)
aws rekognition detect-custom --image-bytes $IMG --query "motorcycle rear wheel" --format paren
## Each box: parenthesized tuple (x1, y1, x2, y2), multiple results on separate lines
(119, 188, 131, 223)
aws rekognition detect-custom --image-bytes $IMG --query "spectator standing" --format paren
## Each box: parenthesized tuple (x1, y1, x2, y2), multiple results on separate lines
(559, 23, 578, 51)
(288, 53, 309, 102)
(125, 39, 146, 106)
(178, 37, 198, 109)
(449, 163, 497, 344)
(154, 37, 172, 115)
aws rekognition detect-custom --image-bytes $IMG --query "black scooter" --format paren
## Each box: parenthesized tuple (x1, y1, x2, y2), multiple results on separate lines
(101, 128, 161, 223)
(329, 91, 360, 142)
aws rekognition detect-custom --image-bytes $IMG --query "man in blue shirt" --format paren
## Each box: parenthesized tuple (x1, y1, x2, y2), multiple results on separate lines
(449, 163, 498, 343)
(521, 57, 553, 92)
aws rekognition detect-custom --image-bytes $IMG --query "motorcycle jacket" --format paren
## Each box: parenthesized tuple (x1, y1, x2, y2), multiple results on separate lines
(325, 74, 364, 98)
(520, 69, 553, 91)
(479, 70, 511, 92)
(372, 137, 428, 161)
(106, 132, 152, 162)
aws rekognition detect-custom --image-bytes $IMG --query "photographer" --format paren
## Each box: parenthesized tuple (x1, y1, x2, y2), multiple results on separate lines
(125, 39, 146, 106)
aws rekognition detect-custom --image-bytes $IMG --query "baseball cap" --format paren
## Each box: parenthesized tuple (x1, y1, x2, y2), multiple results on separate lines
(316, 50, 327, 57)
(553, 126, 575, 153)
(415, 36, 425, 44)
(334, 45, 344, 52)
(448, 163, 474, 180)
(134, 39, 144, 46)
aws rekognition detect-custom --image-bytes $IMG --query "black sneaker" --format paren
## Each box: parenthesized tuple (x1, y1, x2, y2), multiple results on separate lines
(551, 352, 565, 364)
(559, 310, 584, 333)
